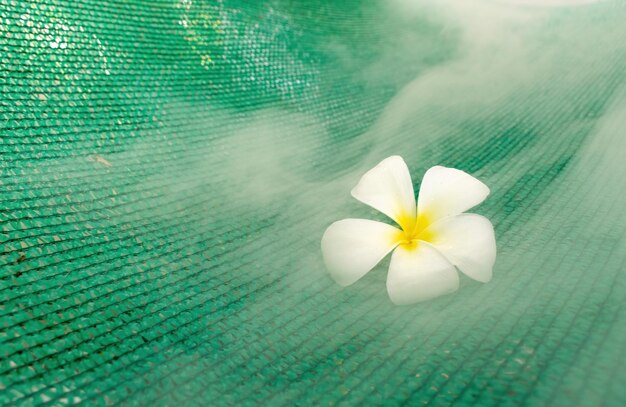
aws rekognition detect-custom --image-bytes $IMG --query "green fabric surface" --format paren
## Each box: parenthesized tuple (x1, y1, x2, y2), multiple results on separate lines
(1, 0, 625, 405)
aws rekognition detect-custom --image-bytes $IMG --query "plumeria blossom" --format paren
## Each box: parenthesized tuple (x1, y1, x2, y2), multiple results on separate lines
(321, 156, 496, 305)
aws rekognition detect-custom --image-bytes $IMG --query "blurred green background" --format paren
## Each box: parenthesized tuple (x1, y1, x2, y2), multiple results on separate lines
(1, 0, 625, 405)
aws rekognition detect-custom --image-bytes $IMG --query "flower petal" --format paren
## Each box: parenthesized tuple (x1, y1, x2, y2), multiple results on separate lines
(386, 243, 459, 305)
(427, 214, 496, 283)
(351, 156, 416, 229)
(321, 219, 401, 286)
(417, 166, 490, 222)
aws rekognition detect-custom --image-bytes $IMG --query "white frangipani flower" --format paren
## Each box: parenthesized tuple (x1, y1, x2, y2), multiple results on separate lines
(321, 156, 496, 305)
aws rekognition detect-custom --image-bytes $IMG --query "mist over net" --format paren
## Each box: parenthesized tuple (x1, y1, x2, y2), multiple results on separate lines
(1, 0, 624, 405)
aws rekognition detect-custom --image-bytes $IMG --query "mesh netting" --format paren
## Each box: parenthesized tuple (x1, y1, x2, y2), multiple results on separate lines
(1, 0, 625, 405)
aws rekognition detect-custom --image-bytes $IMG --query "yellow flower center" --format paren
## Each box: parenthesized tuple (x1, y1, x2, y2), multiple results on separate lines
(393, 211, 435, 251)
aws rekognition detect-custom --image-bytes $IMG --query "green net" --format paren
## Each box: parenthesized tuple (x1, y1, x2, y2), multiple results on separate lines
(1, 0, 625, 405)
